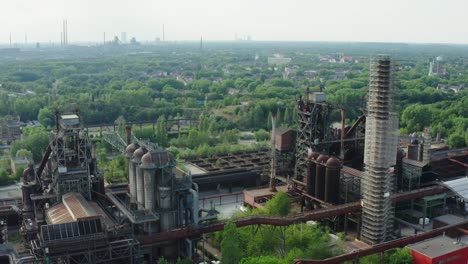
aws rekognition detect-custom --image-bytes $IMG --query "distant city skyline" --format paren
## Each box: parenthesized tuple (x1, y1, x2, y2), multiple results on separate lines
(2, 0, 468, 44)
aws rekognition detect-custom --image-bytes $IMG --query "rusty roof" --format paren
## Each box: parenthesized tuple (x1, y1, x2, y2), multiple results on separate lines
(46, 192, 111, 225)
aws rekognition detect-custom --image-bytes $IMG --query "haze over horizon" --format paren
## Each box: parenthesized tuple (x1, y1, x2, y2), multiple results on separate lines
(2, 0, 468, 45)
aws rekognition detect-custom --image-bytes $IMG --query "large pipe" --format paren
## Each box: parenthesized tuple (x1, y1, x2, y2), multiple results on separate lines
(132, 147, 146, 209)
(269, 113, 277, 192)
(37, 144, 52, 177)
(125, 144, 138, 203)
(189, 188, 199, 226)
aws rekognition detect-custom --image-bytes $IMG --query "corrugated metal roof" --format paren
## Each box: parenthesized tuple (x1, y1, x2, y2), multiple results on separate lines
(441, 177, 468, 202)
(46, 192, 99, 224)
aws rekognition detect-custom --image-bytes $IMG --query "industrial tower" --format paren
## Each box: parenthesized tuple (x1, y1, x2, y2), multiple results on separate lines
(360, 55, 398, 244)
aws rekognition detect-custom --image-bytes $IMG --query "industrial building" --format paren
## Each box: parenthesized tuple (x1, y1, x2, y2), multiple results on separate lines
(0, 55, 467, 263)
(10, 112, 214, 263)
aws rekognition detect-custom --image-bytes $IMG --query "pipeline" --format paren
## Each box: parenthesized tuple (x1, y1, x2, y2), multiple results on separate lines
(139, 185, 449, 245)
(36, 144, 52, 177)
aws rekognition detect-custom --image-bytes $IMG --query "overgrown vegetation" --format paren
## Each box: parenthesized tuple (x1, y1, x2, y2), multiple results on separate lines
(215, 192, 343, 263)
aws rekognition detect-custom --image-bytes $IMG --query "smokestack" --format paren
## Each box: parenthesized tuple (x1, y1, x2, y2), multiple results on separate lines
(9, 33, 11, 47)
(125, 125, 132, 145)
(269, 113, 277, 192)
(361, 55, 398, 245)
(103, 32, 106, 45)
(162, 24, 165, 41)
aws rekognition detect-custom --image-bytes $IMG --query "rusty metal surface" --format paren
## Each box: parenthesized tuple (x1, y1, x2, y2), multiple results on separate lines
(139, 185, 449, 245)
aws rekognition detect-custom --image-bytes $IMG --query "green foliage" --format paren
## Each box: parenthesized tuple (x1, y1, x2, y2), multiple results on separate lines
(240, 256, 280, 264)
(102, 155, 127, 183)
(10, 127, 49, 162)
(265, 192, 290, 216)
(384, 248, 413, 264)
(156, 257, 170, 264)
(221, 220, 242, 264)
(15, 149, 33, 160)
(448, 132, 466, 148)
(254, 129, 270, 142)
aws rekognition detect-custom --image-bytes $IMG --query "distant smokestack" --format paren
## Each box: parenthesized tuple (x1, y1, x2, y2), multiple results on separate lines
(103, 32, 106, 45)
(9, 33, 11, 47)
(162, 24, 165, 41)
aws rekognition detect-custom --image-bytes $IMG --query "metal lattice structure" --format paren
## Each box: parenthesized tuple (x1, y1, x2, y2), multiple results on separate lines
(49, 114, 95, 200)
(360, 55, 399, 244)
(294, 94, 331, 180)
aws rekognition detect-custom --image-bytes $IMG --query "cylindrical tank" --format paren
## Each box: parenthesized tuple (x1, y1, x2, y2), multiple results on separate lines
(159, 186, 173, 231)
(315, 154, 329, 201)
(125, 143, 138, 203)
(141, 152, 156, 211)
(132, 147, 146, 209)
(325, 157, 341, 204)
(306, 161, 317, 196)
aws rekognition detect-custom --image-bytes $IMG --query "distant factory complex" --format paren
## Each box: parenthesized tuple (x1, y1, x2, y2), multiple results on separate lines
(0, 55, 468, 264)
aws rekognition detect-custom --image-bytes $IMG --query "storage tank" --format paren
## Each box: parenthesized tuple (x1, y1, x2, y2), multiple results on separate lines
(141, 152, 156, 211)
(125, 143, 138, 203)
(306, 150, 319, 196)
(132, 147, 147, 209)
(325, 156, 341, 204)
(315, 154, 329, 201)
(159, 186, 173, 231)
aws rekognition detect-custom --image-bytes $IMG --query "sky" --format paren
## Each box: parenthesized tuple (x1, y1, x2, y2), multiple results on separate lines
(2, 0, 468, 44)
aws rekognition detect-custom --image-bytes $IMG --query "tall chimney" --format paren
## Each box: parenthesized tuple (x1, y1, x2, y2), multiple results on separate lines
(125, 125, 132, 145)
(360, 55, 398, 245)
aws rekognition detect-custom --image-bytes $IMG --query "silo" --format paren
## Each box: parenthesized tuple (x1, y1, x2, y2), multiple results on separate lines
(315, 154, 329, 201)
(132, 147, 147, 209)
(159, 186, 173, 231)
(325, 157, 341, 204)
(306, 150, 319, 196)
(125, 143, 138, 203)
(141, 152, 156, 211)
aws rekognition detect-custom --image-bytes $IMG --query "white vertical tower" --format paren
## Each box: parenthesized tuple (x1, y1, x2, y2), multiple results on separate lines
(361, 55, 398, 245)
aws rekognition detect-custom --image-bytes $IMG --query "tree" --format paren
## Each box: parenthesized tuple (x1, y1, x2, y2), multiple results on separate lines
(265, 192, 290, 216)
(37, 107, 55, 127)
(448, 132, 466, 148)
(385, 248, 413, 264)
(156, 116, 168, 147)
(221, 220, 242, 264)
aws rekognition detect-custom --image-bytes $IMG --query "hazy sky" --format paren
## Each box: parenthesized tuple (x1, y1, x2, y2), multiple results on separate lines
(2, 0, 468, 44)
